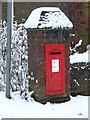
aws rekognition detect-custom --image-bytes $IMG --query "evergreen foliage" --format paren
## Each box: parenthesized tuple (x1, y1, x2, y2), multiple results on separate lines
(0, 20, 29, 100)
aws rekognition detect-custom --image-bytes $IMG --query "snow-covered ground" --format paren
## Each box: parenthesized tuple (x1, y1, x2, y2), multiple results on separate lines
(0, 91, 88, 119)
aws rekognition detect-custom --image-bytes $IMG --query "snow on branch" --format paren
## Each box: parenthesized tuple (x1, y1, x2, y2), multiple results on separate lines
(0, 20, 29, 100)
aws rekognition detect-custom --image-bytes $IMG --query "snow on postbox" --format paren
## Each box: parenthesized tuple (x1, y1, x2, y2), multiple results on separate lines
(24, 7, 73, 103)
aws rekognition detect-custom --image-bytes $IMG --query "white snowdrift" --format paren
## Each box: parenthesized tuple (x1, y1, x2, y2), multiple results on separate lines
(0, 91, 88, 119)
(70, 51, 89, 64)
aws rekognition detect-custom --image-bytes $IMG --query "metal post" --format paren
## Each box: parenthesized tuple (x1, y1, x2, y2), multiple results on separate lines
(6, 0, 13, 98)
(0, 1, 2, 28)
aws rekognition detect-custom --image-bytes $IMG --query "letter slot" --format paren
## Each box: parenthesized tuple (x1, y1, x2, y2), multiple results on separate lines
(50, 51, 61, 55)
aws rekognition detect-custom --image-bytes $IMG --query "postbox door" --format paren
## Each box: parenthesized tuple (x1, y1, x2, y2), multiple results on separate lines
(45, 44, 65, 96)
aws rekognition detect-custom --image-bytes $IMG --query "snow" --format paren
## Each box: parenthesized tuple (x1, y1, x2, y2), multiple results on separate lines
(75, 39, 82, 48)
(0, 21, 29, 94)
(70, 51, 89, 63)
(70, 40, 89, 64)
(0, 91, 88, 119)
(24, 7, 73, 29)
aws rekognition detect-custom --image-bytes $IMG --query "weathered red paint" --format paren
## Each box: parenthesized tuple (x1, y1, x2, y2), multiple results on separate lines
(45, 44, 66, 96)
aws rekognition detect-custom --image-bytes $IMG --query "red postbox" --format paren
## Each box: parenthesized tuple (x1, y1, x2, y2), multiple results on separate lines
(45, 44, 65, 96)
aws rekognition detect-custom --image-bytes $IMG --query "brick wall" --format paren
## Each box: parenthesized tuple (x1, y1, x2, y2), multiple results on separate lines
(27, 29, 71, 103)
